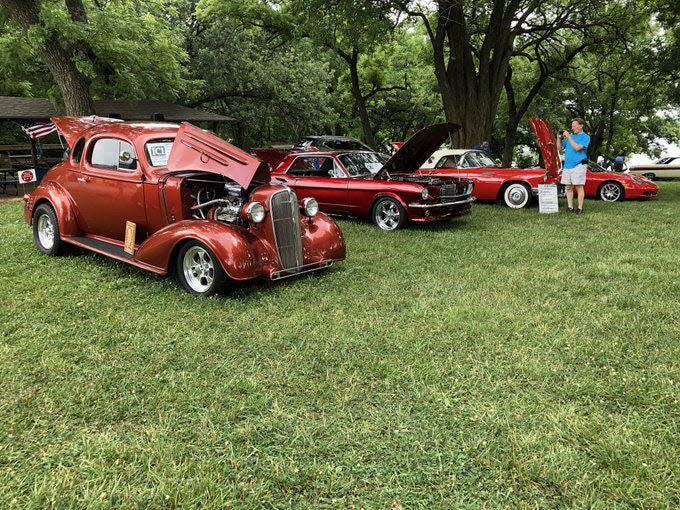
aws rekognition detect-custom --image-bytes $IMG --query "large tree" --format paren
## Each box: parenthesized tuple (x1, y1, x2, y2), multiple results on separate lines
(200, 0, 396, 148)
(391, 0, 621, 149)
(0, 0, 93, 114)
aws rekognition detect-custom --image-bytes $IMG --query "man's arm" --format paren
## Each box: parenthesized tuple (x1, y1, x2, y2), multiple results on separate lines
(563, 132, 584, 151)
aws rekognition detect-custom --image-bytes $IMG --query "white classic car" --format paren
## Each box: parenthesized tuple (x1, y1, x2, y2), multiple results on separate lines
(629, 156, 680, 180)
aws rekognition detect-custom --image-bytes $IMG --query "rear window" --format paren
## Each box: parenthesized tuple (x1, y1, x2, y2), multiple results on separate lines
(72, 138, 85, 163)
(145, 138, 174, 167)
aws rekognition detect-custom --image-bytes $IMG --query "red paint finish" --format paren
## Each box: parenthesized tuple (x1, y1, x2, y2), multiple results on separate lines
(263, 123, 474, 228)
(25, 118, 345, 281)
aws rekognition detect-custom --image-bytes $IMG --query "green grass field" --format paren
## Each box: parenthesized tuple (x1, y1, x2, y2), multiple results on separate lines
(1, 184, 678, 509)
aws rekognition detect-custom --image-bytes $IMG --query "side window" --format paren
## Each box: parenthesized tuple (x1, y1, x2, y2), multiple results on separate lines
(436, 155, 458, 168)
(289, 157, 336, 177)
(72, 138, 85, 163)
(90, 138, 137, 172)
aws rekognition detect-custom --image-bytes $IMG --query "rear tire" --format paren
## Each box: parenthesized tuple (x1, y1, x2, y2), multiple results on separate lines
(642, 172, 656, 181)
(176, 241, 226, 297)
(502, 183, 531, 209)
(32, 203, 66, 256)
(372, 197, 406, 231)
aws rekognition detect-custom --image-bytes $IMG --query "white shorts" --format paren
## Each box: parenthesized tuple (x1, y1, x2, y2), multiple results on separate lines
(561, 164, 587, 186)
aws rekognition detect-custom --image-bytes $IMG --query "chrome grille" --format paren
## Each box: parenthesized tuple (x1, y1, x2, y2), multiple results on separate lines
(270, 189, 303, 270)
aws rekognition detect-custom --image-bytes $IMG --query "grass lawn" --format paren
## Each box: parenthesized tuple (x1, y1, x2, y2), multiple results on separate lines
(1, 183, 678, 509)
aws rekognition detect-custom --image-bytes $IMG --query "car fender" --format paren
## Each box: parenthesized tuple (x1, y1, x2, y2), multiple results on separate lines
(26, 181, 81, 237)
(134, 220, 265, 280)
(368, 192, 410, 217)
(300, 212, 346, 263)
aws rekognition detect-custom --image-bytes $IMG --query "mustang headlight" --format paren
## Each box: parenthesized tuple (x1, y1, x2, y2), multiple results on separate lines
(301, 197, 319, 217)
(421, 188, 430, 200)
(243, 201, 265, 223)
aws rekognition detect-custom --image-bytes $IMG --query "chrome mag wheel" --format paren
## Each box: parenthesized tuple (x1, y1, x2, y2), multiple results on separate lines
(600, 182, 622, 202)
(37, 213, 55, 250)
(183, 245, 215, 293)
(375, 200, 401, 230)
(504, 183, 530, 209)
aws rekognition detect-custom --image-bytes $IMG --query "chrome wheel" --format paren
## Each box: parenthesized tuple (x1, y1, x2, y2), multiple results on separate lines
(182, 246, 215, 293)
(375, 200, 401, 230)
(643, 173, 655, 181)
(600, 182, 622, 202)
(37, 213, 55, 250)
(504, 183, 530, 209)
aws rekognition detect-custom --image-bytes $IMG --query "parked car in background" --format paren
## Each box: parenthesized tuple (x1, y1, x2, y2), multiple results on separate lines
(24, 117, 345, 296)
(409, 117, 657, 205)
(255, 123, 474, 231)
(294, 135, 373, 152)
(580, 160, 659, 201)
(629, 156, 680, 180)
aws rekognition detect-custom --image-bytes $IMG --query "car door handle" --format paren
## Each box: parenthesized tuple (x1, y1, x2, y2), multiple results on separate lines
(77, 176, 91, 183)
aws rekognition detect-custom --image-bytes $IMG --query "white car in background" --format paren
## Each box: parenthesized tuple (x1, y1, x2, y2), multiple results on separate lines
(629, 156, 680, 180)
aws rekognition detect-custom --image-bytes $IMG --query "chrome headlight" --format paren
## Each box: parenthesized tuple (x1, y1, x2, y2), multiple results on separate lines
(243, 201, 265, 223)
(421, 188, 430, 200)
(301, 197, 319, 217)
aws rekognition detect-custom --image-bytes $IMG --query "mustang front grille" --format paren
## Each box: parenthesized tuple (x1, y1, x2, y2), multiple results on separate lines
(270, 188, 304, 271)
(440, 183, 461, 198)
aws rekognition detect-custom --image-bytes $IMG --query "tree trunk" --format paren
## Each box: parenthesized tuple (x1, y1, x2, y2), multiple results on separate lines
(1, 0, 94, 115)
(345, 47, 377, 148)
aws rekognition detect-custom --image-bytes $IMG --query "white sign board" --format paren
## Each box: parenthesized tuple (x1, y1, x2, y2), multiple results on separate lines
(146, 142, 174, 167)
(538, 183, 559, 214)
(17, 168, 37, 184)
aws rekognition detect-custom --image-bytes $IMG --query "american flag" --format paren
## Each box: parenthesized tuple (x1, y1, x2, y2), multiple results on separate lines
(19, 122, 58, 140)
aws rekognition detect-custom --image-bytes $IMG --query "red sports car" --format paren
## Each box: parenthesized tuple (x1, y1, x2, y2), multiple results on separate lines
(254, 123, 474, 231)
(24, 117, 346, 296)
(414, 117, 657, 206)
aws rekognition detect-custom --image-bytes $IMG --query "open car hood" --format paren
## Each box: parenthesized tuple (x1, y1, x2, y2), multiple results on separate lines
(166, 122, 270, 188)
(529, 117, 560, 178)
(375, 123, 461, 179)
(51, 116, 122, 147)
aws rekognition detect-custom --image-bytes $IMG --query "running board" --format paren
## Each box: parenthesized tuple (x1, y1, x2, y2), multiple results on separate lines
(64, 236, 166, 275)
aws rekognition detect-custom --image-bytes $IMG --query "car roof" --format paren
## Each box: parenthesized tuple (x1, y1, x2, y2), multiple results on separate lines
(430, 148, 472, 157)
(84, 121, 181, 140)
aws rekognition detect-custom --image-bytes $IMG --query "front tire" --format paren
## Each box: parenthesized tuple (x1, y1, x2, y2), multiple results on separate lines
(502, 183, 531, 209)
(176, 241, 226, 297)
(372, 197, 406, 231)
(599, 182, 624, 202)
(32, 203, 66, 255)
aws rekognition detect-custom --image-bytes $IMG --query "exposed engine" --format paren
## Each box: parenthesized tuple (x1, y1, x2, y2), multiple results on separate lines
(183, 176, 247, 225)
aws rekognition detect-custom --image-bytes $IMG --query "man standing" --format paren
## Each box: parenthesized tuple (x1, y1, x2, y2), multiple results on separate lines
(558, 118, 590, 214)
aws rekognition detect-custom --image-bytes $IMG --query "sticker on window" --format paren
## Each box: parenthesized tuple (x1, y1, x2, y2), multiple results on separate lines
(146, 142, 173, 166)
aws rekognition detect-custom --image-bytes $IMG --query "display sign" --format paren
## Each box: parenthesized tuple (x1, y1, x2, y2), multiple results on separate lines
(17, 169, 37, 184)
(538, 183, 559, 214)
(124, 221, 137, 255)
(146, 142, 173, 167)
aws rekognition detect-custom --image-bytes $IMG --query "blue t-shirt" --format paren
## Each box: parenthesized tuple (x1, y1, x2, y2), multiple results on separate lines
(562, 132, 590, 169)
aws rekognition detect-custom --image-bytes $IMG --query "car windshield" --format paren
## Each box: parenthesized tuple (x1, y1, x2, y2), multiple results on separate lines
(465, 152, 497, 167)
(339, 152, 388, 176)
(586, 160, 607, 173)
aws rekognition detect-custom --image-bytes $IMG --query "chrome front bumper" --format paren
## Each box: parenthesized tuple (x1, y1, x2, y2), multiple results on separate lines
(408, 197, 475, 209)
(270, 260, 335, 281)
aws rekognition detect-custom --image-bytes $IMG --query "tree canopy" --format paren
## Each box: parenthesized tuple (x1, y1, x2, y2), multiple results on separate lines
(0, 0, 677, 159)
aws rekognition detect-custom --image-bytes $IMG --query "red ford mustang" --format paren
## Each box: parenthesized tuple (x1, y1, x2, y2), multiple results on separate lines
(254, 124, 474, 231)
(24, 117, 346, 296)
(413, 117, 657, 206)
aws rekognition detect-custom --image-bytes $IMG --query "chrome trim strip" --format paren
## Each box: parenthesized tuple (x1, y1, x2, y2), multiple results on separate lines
(408, 197, 475, 208)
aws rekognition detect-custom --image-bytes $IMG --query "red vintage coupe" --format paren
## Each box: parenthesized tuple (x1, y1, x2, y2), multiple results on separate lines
(415, 117, 657, 206)
(24, 117, 346, 296)
(255, 123, 474, 231)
